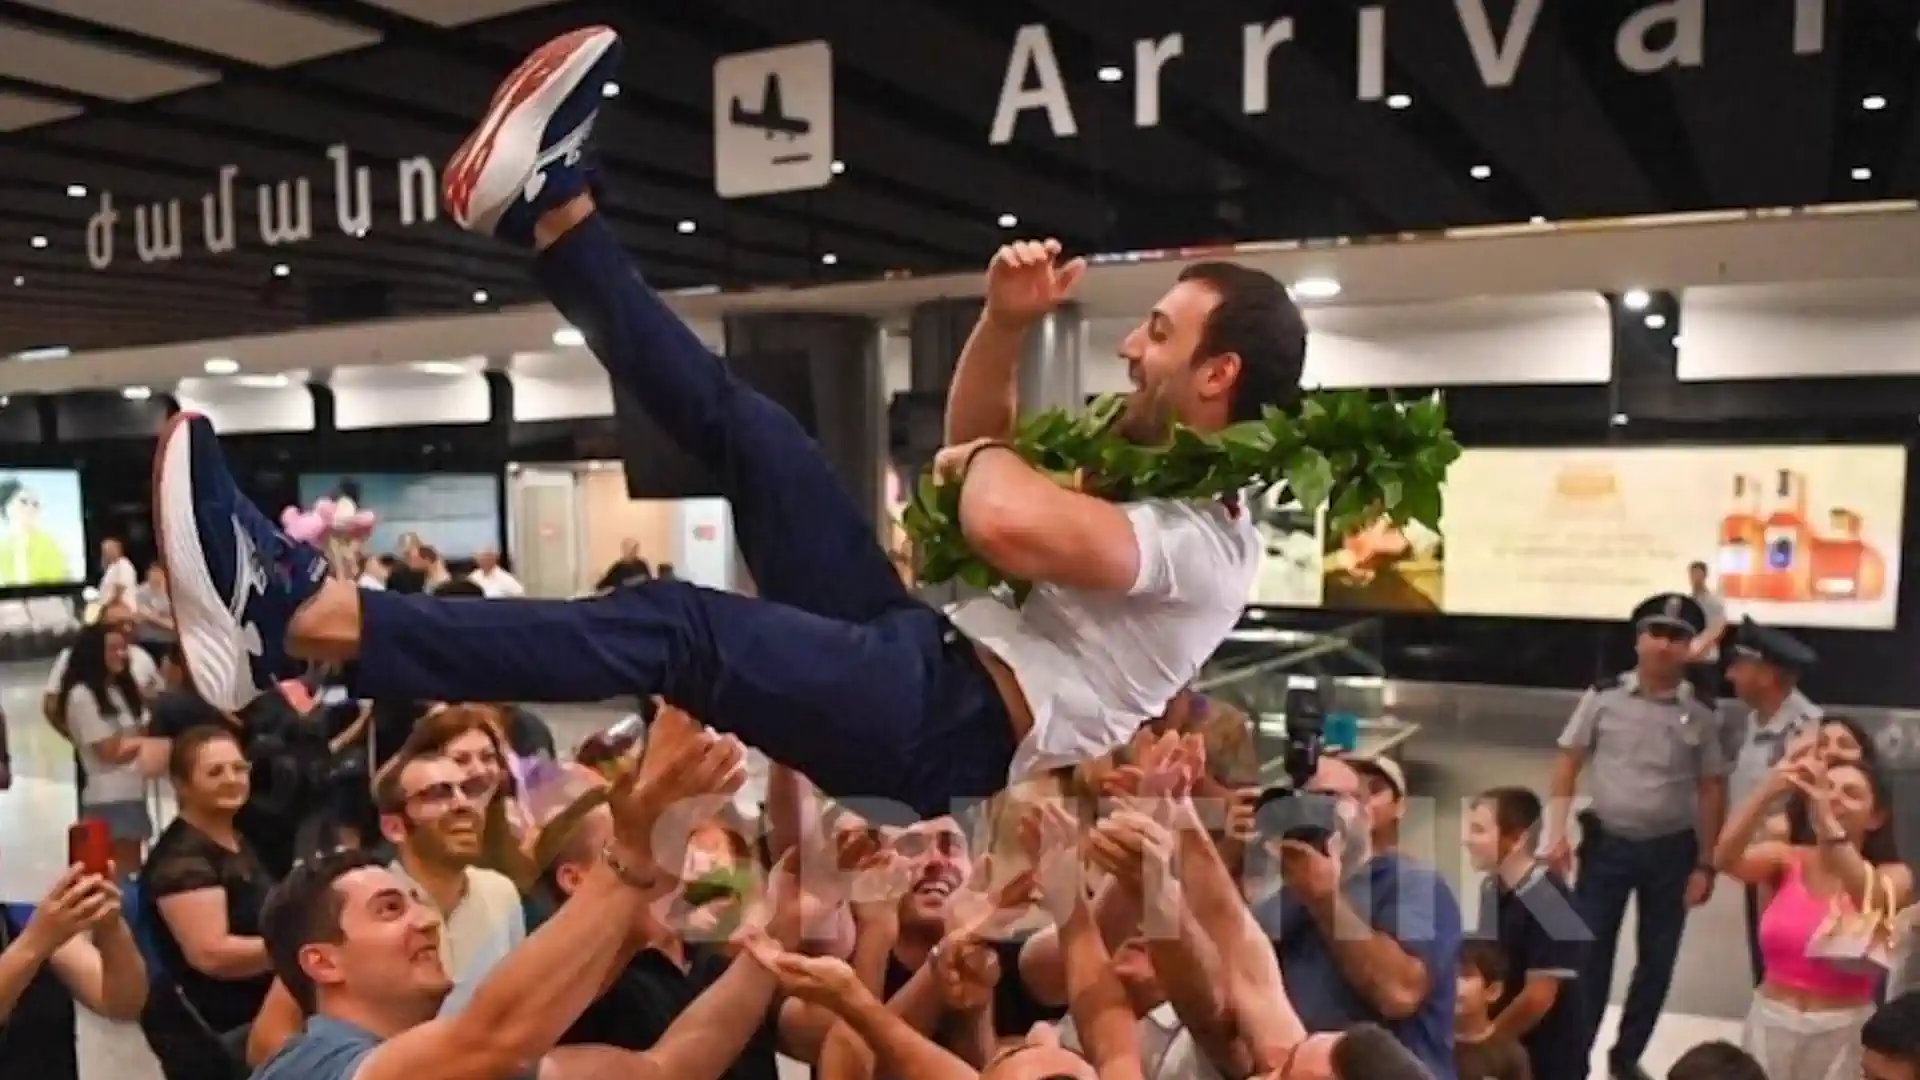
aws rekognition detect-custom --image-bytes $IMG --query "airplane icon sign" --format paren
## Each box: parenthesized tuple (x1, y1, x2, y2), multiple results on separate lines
(730, 73, 813, 165)
(714, 41, 835, 198)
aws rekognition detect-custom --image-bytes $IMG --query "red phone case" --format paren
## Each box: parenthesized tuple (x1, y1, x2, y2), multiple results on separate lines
(68, 819, 110, 875)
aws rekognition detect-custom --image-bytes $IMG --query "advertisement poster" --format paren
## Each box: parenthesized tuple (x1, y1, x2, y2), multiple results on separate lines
(0, 468, 86, 587)
(300, 473, 502, 558)
(1249, 445, 1907, 631)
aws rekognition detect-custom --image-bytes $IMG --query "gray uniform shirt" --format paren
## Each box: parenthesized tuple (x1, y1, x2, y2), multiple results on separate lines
(1726, 690, 1822, 810)
(1558, 672, 1726, 839)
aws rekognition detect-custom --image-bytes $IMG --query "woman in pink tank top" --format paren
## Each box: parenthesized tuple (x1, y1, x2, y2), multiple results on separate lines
(1713, 743, 1909, 1080)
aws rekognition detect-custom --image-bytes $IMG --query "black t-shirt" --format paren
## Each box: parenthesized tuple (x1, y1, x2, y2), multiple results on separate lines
(1479, 865, 1586, 1080)
(146, 689, 229, 740)
(0, 908, 78, 1080)
(502, 706, 557, 760)
(561, 945, 781, 1080)
(140, 820, 278, 1031)
(881, 935, 1065, 1038)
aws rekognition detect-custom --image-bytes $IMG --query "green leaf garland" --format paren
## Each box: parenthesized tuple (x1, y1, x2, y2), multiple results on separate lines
(902, 390, 1462, 600)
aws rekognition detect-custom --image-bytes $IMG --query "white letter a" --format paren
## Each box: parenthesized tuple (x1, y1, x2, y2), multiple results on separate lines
(989, 25, 1078, 145)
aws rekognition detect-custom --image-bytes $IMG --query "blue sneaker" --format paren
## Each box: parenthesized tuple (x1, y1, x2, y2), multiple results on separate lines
(442, 25, 622, 246)
(152, 413, 328, 712)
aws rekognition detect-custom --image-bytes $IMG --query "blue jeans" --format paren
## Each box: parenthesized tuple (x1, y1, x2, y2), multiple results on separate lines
(1574, 815, 1698, 1070)
(351, 217, 1015, 819)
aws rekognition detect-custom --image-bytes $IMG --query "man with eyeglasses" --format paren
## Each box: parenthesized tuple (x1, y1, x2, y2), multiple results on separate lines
(1545, 592, 1728, 1080)
(375, 750, 524, 1006)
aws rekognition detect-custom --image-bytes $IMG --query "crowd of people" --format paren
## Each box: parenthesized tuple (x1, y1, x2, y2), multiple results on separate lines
(5, 22, 1920, 1080)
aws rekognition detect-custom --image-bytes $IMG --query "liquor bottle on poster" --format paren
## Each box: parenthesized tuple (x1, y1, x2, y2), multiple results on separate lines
(1758, 469, 1812, 602)
(1810, 508, 1887, 602)
(1717, 474, 1762, 599)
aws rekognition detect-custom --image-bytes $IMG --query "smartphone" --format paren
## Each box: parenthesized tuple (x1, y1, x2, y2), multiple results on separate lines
(68, 818, 111, 877)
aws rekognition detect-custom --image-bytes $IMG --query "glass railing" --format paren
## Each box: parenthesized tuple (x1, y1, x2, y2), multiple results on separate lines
(1199, 615, 1417, 781)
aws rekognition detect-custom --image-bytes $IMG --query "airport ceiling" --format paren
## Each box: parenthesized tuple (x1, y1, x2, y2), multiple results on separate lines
(0, 0, 1916, 357)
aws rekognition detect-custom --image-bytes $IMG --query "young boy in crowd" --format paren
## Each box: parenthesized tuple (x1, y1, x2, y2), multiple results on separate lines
(1666, 1041, 1767, 1080)
(1465, 786, 1587, 1080)
(1455, 940, 1531, 1080)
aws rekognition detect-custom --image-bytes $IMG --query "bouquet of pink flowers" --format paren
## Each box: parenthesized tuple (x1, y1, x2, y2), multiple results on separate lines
(280, 496, 377, 579)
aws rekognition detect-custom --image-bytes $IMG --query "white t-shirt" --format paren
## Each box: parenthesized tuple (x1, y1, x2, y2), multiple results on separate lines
(98, 557, 137, 606)
(1058, 1003, 1219, 1080)
(949, 498, 1258, 780)
(469, 567, 525, 598)
(65, 683, 148, 804)
(48, 644, 160, 696)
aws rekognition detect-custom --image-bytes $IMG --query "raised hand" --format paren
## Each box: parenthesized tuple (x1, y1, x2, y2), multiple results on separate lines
(24, 866, 117, 952)
(1083, 811, 1174, 898)
(946, 853, 1037, 943)
(983, 238, 1086, 328)
(929, 932, 1002, 1014)
(1019, 802, 1086, 924)
(847, 843, 914, 935)
(743, 939, 867, 1010)
(607, 708, 746, 876)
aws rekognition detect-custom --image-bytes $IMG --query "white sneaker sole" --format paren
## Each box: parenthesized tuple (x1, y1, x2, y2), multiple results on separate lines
(153, 412, 255, 713)
(443, 25, 618, 234)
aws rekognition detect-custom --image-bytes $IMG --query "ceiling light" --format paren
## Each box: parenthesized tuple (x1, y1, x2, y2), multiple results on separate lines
(1529, 215, 1547, 224)
(1291, 277, 1342, 300)
(1852, 166, 1873, 181)
(1610, 412, 1629, 427)
(10, 276, 22, 287)
(677, 219, 697, 234)
(602, 81, 620, 98)
(29, 236, 47, 249)
(1097, 66, 1123, 83)
(1863, 94, 1888, 111)
(821, 252, 838, 265)
(472, 289, 489, 304)
(412, 361, 468, 377)
(66, 184, 86, 198)
(829, 159, 845, 175)
(12, 346, 69, 362)
(121, 386, 152, 401)
(203, 357, 239, 375)
(997, 213, 1018, 228)
(1386, 93, 1411, 110)
(1672, 334, 1685, 349)
(1469, 164, 1492, 180)
(1645, 313, 1667, 329)
(552, 327, 585, 347)
(272, 263, 290, 277)
(235, 373, 290, 389)
(1622, 288, 1651, 311)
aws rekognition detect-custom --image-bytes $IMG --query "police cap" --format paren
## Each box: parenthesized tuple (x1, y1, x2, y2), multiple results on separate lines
(1728, 616, 1817, 672)
(1633, 592, 1706, 637)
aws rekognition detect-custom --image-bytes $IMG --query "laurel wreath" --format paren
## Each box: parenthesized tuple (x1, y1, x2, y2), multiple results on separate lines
(901, 391, 1461, 600)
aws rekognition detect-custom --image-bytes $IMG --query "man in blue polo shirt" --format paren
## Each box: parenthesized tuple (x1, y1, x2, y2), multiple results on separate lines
(1254, 755, 1462, 1080)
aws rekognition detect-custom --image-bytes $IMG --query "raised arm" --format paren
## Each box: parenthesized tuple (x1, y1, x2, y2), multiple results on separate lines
(943, 239, 1084, 444)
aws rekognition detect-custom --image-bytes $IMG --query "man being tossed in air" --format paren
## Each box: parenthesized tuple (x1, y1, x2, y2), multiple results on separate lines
(152, 26, 1304, 823)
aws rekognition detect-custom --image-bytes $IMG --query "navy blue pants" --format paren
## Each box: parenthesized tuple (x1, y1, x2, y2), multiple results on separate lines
(1574, 817, 1697, 1071)
(352, 216, 1015, 820)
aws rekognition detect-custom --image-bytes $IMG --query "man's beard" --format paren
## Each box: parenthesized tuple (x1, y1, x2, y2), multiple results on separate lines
(1115, 386, 1174, 445)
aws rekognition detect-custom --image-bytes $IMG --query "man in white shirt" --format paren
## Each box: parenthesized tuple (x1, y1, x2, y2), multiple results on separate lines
(467, 548, 524, 599)
(153, 26, 1303, 824)
(96, 537, 137, 608)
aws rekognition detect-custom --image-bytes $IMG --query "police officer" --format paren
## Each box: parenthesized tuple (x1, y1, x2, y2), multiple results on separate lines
(1544, 592, 1727, 1080)
(1720, 616, 1820, 984)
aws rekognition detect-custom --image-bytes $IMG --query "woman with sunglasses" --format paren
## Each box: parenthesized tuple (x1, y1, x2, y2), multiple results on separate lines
(138, 726, 276, 1080)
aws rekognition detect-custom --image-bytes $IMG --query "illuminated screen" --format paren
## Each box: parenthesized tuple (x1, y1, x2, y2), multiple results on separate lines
(298, 473, 502, 558)
(0, 468, 86, 587)
(1250, 444, 1908, 630)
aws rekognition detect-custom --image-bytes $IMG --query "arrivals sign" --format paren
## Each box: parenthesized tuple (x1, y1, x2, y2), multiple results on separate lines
(987, 0, 1827, 143)
(84, 145, 439, 272)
